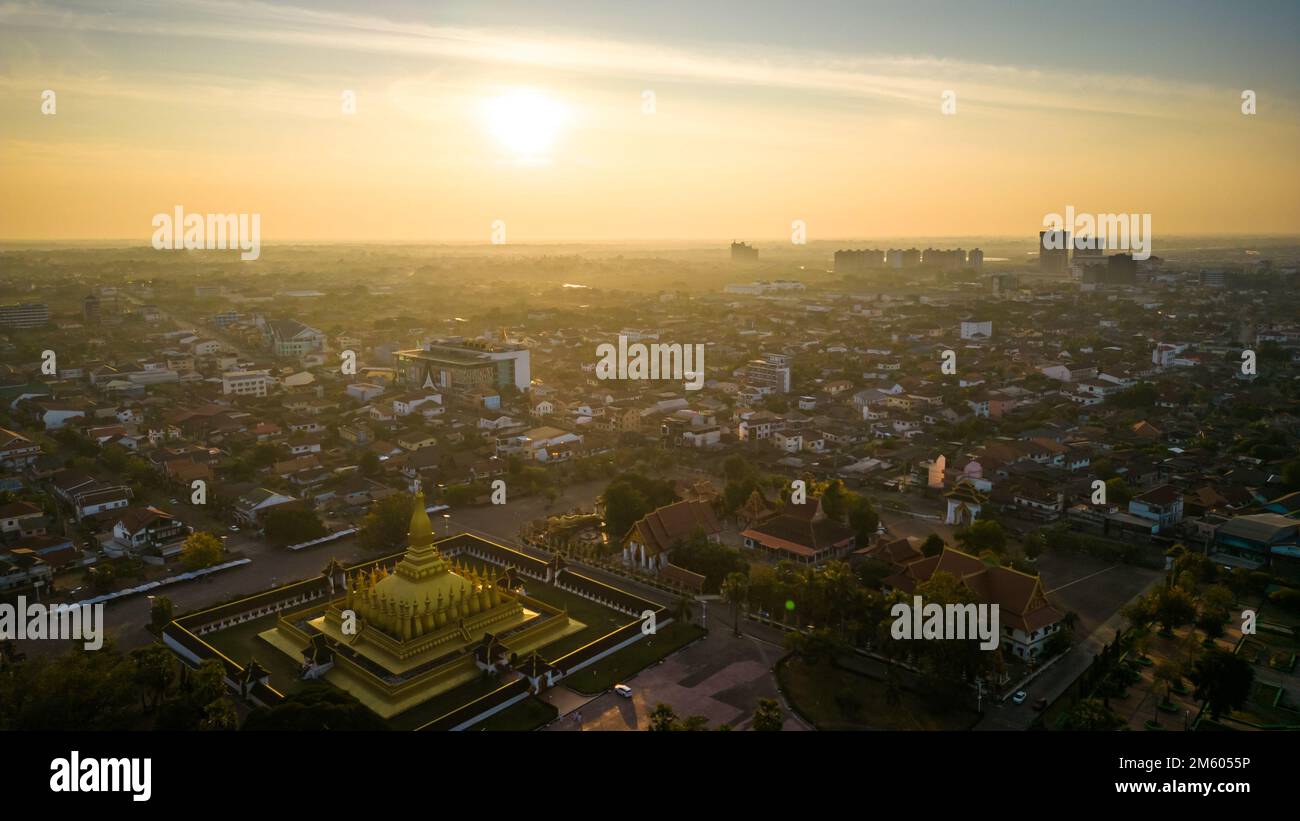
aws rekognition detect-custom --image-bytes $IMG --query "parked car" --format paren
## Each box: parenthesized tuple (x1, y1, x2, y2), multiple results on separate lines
(613, 684, 633, 698)
(1012, 690, 1028, 705)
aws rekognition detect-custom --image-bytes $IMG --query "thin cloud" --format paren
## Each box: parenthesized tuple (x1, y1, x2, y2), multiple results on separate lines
(0, 0, 1267, 120)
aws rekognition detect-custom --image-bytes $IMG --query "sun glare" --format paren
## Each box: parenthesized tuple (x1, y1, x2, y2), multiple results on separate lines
(481, 89, 568, 158)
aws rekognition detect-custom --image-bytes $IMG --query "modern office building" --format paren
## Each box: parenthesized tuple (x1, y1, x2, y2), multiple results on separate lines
(1199, 269, 1241, 289)
(960, 320, 993, 340)
(744, 352, 792, 394)
(0, 303, 50, 329)
(82, 294, 101, 323)
(1039, 230, 1070, 273)
(266, 319, 327, 358)
(990, 272, 1018, 296)
(730, 241, 759, 262)
(396, 338, 531, 394)
(1083, 253, 1138, 286)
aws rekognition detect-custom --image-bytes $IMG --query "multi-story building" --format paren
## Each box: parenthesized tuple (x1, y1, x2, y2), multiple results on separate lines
(1082, 253, 1137, 286)
(1128, 485, 1184, 531)
(395, 339, 530, 394)
(211, 309, 242, 327)
(1039, 230, 1070, 273)
(833, 249, 884, 272)
(0, 303, 50, 329)
(744, 352, 792, 394)
(960, 320, 993, 340)
(266, 319, 326, 358)
(923, 248, 966, 270)
(222, 369, 273, 397)
(730, 241, 759, 262)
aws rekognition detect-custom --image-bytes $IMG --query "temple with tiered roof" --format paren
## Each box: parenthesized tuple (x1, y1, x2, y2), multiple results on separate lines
(259, 493, 582, 719)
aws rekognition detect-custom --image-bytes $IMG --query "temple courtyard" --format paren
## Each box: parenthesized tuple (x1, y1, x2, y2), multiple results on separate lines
(544, 616, 808, 731)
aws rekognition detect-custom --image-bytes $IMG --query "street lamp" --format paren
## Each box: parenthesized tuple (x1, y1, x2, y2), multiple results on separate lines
(443, 513, 451, 535)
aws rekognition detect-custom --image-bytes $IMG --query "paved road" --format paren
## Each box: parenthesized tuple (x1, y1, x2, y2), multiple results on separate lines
(976, 565, 1164, 730)
(545, 611, 807, 731)
(18, 532, 382, 658)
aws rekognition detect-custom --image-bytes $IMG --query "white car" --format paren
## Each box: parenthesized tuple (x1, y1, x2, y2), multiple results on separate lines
(613, 684, 633, 699)
(1011, 690, 1028, 705)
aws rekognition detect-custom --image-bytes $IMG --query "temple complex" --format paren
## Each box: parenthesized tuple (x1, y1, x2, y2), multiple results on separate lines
(258, 493, 583, 718)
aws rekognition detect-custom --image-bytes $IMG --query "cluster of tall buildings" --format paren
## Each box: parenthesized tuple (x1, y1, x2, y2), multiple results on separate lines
(1038, 231, 1150, 285)
(834, 247, 982, 273)
(730, 241, 759, 263)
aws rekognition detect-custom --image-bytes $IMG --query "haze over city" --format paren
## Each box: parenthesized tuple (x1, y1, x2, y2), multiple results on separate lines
(1, 2, 1299, 804)
(2, 0, 1300, 242)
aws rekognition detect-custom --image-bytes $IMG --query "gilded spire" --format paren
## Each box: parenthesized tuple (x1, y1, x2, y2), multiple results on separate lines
(408, 491, 435, 548)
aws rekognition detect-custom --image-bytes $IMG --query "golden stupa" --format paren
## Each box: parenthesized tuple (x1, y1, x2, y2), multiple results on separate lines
(328, 492, 526, 660)
(261, 493, 584, 720)
(344, 492, 509, 643)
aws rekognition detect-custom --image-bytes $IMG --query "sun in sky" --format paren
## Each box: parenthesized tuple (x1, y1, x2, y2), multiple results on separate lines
(481, 89, 569, 160)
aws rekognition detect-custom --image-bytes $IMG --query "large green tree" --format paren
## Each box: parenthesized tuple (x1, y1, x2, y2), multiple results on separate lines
(243, 684, 389, 730)
(1189, 650, 1254, 720)
(955, 520, 1006, 554)
(359, 492, 416, 551)
(601, 472, 677, 541)
(263, 507, 327, 547)
(181, 531, 225, 570)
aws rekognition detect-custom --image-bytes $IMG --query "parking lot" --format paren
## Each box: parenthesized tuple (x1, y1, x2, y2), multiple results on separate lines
(544, 623, 807, 731)
(1036, 551, 1164, 637)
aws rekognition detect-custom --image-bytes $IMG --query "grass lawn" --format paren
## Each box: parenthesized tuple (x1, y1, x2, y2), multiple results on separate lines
(564, 622, 707, 695)
(389, 674, 508, 731)
(465, 696, 558, 731)
(201, 614, 307, 695)
(778, 655, 978, 730)
(523, 584, 631, 660)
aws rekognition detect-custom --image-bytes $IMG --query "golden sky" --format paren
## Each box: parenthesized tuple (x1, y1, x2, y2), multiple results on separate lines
(2, 1, 1298, 242)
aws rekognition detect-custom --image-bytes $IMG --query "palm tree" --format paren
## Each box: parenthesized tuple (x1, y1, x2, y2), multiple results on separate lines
(752, 698, 784, 731)
(130, 644, 177, 713)
(1153, 661, 1181, 725)
(721, 571, 749, 637)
